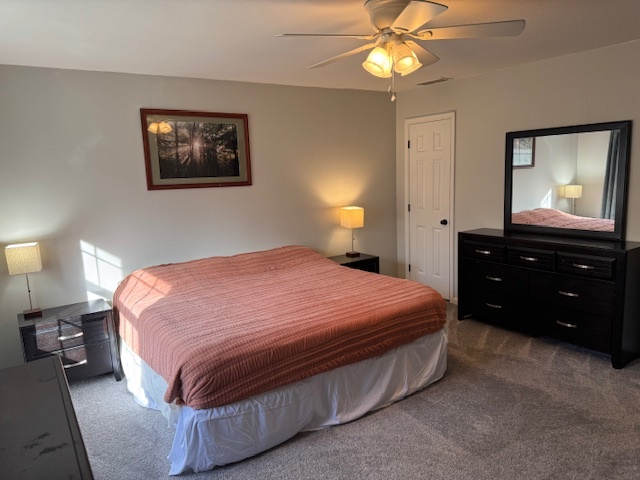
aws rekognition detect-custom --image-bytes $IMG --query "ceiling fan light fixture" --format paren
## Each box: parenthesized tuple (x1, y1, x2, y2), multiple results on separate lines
(392, 41, 420, 75)
(148, 121, 173, 134)
(362, 46, 393, 78)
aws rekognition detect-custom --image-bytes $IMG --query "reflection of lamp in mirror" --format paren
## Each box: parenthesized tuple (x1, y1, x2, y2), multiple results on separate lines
(340, 206, 364, 257)
(565, 185, 583, 215)
(5, 242, 43, 318)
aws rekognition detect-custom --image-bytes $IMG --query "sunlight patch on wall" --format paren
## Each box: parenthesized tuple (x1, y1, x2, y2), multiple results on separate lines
(80, 240, 123, 300)
(540, 189, 552, 208)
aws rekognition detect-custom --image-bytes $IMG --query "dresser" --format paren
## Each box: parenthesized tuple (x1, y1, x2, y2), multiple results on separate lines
(19, 299, 122, 381)
(458, 228, 640, 368)
(0, 356, 94, 479)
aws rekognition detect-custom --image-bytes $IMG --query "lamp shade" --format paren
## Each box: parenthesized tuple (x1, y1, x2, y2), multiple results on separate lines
(362, 46, 393, 78)
(565, 185, 583, 199)
(393, 42, 421, 76)
(340, 206, 364, 229)
(5, 242, 42, 275)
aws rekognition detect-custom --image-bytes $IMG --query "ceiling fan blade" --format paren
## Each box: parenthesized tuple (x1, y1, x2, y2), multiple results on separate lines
(308, 42, 378, 69)
(414, 19, 526, 40)
(391, 0, 448, 34)
(405, 41, 440, 68)
(275, 33, 377, 40)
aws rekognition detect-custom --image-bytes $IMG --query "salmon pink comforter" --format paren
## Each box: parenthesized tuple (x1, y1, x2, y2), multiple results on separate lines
(113, 246, 446, 410)
(512, 208, 614, 232)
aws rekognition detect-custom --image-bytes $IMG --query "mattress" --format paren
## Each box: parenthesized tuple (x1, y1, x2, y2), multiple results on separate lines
(114, 245, 446, 410)
(120, 328, 448, 474)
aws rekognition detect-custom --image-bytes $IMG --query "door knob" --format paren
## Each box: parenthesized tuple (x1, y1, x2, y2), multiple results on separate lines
(440, 219, 448, 225)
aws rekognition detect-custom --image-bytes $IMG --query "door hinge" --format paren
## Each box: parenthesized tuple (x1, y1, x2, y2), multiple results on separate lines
(408, 264, 411, 272)
(408, 204, 411, 212)
(407, 140, 410, 148)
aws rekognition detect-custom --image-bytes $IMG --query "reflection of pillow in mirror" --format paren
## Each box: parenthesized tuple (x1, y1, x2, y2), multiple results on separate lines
(512, 208, 614, 232)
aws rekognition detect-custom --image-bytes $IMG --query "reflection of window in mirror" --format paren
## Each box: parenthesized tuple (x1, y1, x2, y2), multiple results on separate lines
(513, 137, 535, 168)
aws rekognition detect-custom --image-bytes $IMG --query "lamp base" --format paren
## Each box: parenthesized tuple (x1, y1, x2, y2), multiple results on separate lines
(23, 308, 42, 319)
(346, 251, 361, 258)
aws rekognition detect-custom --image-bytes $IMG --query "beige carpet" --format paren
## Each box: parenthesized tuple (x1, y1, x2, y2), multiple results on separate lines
(70, 303, 640, 479)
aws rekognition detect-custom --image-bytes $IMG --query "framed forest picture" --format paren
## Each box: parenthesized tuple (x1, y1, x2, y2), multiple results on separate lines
(140, 109, 252, 190)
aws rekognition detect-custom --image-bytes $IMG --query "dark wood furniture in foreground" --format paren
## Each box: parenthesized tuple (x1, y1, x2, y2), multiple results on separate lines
(19, 299, 122, 382)
(0, 356, 94, 479)
(458, 228, 640, 368)
(328, 253, 380, 273)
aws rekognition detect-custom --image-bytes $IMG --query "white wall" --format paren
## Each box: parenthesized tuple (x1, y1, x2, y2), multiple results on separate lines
(576, 131, 609, 218)
(0, 66, 396, 368)
(396, 40, 640, 297)
(512, 134, 578, 213)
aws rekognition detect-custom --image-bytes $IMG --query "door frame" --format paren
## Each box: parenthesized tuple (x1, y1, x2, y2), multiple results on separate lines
(403, 111, 456, 302)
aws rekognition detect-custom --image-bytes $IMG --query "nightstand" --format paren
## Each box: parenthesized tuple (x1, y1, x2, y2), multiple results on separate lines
(18, 299, 122, 382)
(328, 253, 380, 273)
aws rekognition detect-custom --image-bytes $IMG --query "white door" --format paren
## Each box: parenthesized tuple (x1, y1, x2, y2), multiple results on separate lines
(407, 114, 453, 299)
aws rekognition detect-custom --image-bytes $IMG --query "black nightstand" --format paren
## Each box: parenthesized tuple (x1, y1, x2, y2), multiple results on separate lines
(328, 253, 380, 273)
(18, 299, 122, 382)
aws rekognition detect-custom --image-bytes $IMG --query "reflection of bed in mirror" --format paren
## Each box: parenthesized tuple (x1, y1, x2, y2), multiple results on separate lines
(504, 120, 632, 241)
(512, 207, 614, 232)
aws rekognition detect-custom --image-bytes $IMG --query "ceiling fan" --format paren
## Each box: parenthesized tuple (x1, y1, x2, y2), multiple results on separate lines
(276, 0, 525, 98)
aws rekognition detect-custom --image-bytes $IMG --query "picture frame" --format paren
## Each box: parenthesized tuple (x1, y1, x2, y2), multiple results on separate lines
(512, 137, 535, 168)
(140, 108, 252, 190)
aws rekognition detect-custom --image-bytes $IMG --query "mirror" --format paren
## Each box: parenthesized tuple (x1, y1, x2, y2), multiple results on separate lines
(504, 120, 632, 241)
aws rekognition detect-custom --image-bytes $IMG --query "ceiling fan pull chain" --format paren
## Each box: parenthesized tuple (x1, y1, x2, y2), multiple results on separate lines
(390, 68, 396, 102)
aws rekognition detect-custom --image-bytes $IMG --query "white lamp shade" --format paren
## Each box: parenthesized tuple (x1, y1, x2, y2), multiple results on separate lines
(5, 242, 42, 275)
(565, 185, 583, 199)
(340, 207, 364, 229)
(393, 42, 421, 75)
(362, 47, 393, 78)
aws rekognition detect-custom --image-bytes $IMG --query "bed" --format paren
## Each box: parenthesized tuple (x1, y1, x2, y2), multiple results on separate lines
(113, 245, 447, 474)
(512, 207, 614, 232)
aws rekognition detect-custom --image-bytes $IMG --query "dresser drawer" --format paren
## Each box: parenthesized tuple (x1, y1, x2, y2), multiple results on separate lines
(530, 271, 615, 316)
(507, 246, 555, 271)
(465, 260, 527, 295)
(22, 313, 110, 361)
(536, 307, 612, 354)
(467, 290, 528, 331)
(557, 253, 616, 280)
(463, 241, 505, 262)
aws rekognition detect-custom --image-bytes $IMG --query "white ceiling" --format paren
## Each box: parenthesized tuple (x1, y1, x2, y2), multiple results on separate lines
(2, 0, 640, 93)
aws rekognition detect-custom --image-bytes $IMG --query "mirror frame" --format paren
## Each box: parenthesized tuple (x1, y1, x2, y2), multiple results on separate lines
(504, 120, 632, 241)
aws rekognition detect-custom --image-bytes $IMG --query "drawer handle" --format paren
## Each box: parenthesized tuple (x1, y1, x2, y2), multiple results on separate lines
(520, 256, 539, 262)
(485, 303, 502, 309)
(58, 332, 84, 341)
(63, 359, 88, 369)
(558, 290, 579, 298)
(485, 276, 502, 282)
(572, 263, 595, 270)
(556, 320, 578, 329)
(475, 249, 491, 255)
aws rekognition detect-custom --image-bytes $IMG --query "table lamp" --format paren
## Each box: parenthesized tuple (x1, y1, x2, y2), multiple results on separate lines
(340, 206, 364, 257)
(5, 242, 43, 318)
(565, 185, 582, 215)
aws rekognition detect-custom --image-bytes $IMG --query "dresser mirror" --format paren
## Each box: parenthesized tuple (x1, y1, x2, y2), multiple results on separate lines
(504, 120, 632, 241)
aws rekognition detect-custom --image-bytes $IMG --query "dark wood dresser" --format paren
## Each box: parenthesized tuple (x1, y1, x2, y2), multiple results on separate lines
(19, 300, 122, 382)
(0, 356, 94, 479)
(458, 228, 640, 368)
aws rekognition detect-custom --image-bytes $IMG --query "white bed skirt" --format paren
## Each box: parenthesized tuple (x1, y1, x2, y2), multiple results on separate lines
(120, 329, 448, 475)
